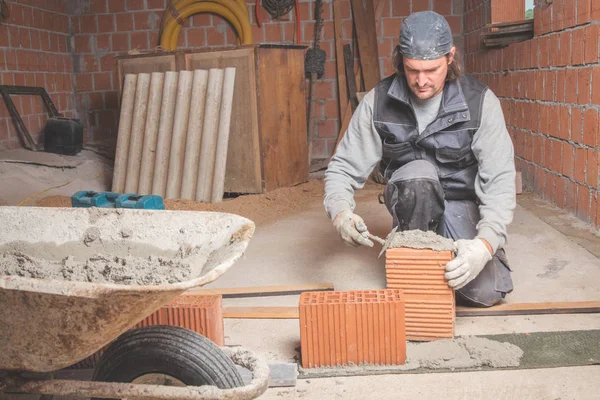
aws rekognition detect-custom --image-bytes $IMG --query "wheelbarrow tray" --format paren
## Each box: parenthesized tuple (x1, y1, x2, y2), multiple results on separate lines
(0, 206, 255, 373)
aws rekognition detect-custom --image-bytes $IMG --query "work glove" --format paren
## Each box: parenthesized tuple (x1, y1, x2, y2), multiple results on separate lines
(333, 210, 374, 248)
(444, 239, 492, 290)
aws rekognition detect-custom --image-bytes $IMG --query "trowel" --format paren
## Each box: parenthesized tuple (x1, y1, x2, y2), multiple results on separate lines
(366, 226, 398, 258)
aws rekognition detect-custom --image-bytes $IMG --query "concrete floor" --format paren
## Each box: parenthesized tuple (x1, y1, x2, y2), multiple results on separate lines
(1, 151, 599, 399)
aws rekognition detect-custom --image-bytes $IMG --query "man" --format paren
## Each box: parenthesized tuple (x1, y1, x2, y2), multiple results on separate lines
(323, 11, 516, 308)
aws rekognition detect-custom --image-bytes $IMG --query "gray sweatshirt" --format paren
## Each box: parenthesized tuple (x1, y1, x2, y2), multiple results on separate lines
(323, 85, 516, 254)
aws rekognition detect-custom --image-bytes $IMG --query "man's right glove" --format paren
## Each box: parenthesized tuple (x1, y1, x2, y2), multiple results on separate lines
(333, 210, 374, 248)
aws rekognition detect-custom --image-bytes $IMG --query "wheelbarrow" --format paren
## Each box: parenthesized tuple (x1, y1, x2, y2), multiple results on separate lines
(0, 206, 269, 399)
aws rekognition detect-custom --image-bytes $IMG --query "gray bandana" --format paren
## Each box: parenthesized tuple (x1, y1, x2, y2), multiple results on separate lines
(399, 11, 453, 60)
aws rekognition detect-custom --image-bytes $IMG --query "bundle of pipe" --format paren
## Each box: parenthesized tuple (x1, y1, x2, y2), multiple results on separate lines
(112, 68, 237, 203)
(158, 0, 252, 50)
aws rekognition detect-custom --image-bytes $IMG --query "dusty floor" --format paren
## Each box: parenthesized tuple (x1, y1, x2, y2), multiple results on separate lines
(1, 149, 599, 399)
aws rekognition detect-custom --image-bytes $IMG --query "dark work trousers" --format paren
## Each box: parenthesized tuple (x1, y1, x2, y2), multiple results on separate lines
(382, 160, 513, 307)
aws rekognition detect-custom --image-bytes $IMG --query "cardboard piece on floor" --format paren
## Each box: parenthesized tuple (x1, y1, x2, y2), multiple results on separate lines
(237, 363, 298, 387)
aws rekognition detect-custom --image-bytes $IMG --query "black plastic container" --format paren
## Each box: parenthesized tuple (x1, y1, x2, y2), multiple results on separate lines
(43, 117, 83, 155)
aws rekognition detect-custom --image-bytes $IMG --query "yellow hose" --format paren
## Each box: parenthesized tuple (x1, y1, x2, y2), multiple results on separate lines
(160, 0, 252, 50)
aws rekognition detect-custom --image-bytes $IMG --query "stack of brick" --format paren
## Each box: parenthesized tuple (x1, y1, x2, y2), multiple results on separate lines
(385, 248, 455, 341)
(298, 289, 406, 368)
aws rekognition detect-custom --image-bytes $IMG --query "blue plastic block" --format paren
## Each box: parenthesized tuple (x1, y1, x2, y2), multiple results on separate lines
(116, 194, 165, 210)
(71, 191, 120, 208)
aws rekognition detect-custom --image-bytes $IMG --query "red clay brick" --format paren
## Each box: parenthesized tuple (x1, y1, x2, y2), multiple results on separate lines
(392, 0, 410, 16)
(593, 0, 600, 20)
(574, 147, 587, 183)
(578, 68, 592, 104)
(562, 18, 580, 50)
(565, 69, 579, 103)
(587, 149, 599, 188)
(434, 0, 452, 15)
(555, 176, 566, 208)
(592, 67, 600, 105)
(584, 108, 599, 147)
(299, 290, 406, 368)
(112, 33, 130, 52)
(577, 185, 591, 220)
(558, 105, 571, 140)
(572, 107, 584, 144)
(530, 38, 539, 68)
(558, 32, 571, 67)
(116, 13, 134, 31)
(544, 70, 555, 101)
(386, 248, 455, 341)
(543, 138, 552, 169)
(551, 140, 562, 173)
(539, 36, 550, 68)
(549, 34, 559, 67)
(555, 69, 566, 103)
(130, 31, 149, 50)
(562, 142, 574, 177)
(577, 0, 591, 24)
(80, 15, 98, 34)
(585, 25, 600, 64)
(535, 71, 544, 101)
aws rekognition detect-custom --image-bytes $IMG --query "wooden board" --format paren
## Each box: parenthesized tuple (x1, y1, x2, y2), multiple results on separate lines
(223, 301, 600, 319)
(350, 0, 381, 91)
(186, 48, 263, 194)
(456, 301, 600, 317)
(333, 0, 347, 118)
(116, 54, 177, 97)
(256, 47, 308, 191)
(224, 307, 300, 319)
(185, 283, 334, 298)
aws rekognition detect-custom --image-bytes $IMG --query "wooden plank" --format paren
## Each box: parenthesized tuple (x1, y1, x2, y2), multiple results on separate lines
(185, 283, 334, 298)
(344, 44, 359, 111)
(223, 302, 600, 319)
(350, 0, 380, 91)
(185, 48, 263, 194)
(116, 54, 177, 97)
(224, 307, 300, 319)
(456, 301, 600, 317)
(256, 46, 308, 191)
(333, 0, 347, 119)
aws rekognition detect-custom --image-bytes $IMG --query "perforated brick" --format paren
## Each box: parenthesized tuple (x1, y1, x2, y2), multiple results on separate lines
(299, 289, 406, 368)
(386, 248, 455, 341)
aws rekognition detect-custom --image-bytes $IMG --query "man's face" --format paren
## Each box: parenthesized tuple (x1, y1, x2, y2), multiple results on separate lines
(402, 47, 455, 100)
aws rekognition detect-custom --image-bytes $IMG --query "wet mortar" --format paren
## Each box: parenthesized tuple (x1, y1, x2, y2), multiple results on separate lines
(386, 229, 455, 251)
(0, 239, 210, 286)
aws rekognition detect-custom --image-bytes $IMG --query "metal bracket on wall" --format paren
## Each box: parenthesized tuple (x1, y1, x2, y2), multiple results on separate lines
(0, 85, 61, 151)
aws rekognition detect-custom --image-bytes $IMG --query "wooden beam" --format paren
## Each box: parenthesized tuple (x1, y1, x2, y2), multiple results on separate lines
(185, 283, 334, 298)
(222, 301, 600, 319)
(333, 0, 347, 119)
(456, 301, 600, 317)
(224, 307, 300, 319)
(344, 44, 359, 111)
(350, 0, 380, 91)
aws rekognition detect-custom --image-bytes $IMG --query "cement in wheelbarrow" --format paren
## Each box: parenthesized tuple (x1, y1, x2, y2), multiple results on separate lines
(0, 206, 255, 373)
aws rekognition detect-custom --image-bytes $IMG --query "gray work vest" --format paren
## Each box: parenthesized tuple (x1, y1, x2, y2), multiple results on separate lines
(373, 74, 488, 201)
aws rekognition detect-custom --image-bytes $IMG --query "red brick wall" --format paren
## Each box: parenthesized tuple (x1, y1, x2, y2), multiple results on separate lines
(0, 1, 75, 150)
(467, 0, 600, 226)
(1, 0, 464, 159)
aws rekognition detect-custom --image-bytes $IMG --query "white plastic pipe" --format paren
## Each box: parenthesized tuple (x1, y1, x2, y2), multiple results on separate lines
(180, 69, 209, 200)
(211, 67, 236, 203)
(138, 72, 165, 195)
(165, 70, 193, 200)
(124, 73, 151, 193)
(195, 68, 224, 203)
(111, 74, 137, 193)
(151, 71, 179, 198)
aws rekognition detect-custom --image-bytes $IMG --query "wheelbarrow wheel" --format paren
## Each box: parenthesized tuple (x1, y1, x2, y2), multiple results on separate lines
(91, 325, 244, 396)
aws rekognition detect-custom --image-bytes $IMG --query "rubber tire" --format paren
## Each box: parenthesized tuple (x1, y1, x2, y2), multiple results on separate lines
(92, 325, 244, 392)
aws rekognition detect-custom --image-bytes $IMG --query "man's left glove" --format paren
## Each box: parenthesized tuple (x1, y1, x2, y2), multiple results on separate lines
(444, 239, 492, 290)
